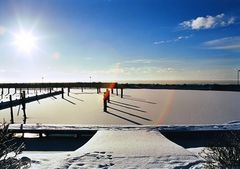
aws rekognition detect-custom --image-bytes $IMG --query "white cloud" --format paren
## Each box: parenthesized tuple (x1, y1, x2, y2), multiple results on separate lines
(124, 59, 153, 64)
(0, 26, 6, 36)
(154, 35, 191, 45)
(180, 13, 235, 30)
(204, 36, 240, 50)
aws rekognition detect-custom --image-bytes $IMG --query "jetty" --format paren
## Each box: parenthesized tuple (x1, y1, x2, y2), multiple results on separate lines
(7, 124, 240, 149)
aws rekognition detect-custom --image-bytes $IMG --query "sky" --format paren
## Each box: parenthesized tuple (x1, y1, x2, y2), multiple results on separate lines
(0, 0, 240, 82)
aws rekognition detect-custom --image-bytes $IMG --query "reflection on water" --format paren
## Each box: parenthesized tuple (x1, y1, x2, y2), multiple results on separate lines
(0, 88, 239, 125)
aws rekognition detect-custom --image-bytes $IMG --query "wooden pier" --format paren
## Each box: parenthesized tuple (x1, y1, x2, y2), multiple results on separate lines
(0, 91, 63, 110)
(7, 124, 240, 148)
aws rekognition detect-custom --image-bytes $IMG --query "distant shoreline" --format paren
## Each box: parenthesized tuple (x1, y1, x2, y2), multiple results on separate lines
(0, 82, 239, 92)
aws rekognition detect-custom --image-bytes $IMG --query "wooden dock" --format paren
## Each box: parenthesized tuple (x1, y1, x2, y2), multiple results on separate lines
(0, 91, 63, 110)
(7, 124, 240, 148)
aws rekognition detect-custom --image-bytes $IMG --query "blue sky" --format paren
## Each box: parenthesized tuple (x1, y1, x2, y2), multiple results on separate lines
(0, 0, 240, 82)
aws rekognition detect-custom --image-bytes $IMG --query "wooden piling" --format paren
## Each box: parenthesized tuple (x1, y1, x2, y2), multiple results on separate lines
(9, 95, 14, 124)
(62, 88, 64, 99)
(68, 87, 70, 96)
(103, 92, 108, 112)
(121, 88, 123, 98)
(21, 91, 27, 121)
(106, 89, 110, 103)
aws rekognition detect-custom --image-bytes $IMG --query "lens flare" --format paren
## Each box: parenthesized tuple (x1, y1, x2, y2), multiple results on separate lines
(14, 31, 37, 53)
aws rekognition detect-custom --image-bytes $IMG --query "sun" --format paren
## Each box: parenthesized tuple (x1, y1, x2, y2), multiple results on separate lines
(14, 31, 37, 53)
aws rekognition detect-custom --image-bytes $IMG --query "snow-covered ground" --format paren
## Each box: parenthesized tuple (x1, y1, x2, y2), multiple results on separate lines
(16, 127, 208, 169)
(1, 89, 240, 125)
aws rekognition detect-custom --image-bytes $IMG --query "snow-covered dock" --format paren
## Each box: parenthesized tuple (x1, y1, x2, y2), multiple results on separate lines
(19, 128, 205, 168)
(8, 123, 240, 134)
(9, 123, 240, 149)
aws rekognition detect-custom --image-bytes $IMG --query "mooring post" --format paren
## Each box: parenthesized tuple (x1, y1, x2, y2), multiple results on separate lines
(103, 92, 108, 112)
(62, 88, 64, 99)
(106, 89, 110, 103)
(21, 91, 27, 121)
(68, 87, 70, 96)
(121, 88, 123, 98)
(9, 95, 14, 124)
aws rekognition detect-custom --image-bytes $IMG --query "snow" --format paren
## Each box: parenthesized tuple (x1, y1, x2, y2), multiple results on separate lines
(8, 123, 240, 132)
(2, 89, 240, 125)
(18, 127, 206, 168)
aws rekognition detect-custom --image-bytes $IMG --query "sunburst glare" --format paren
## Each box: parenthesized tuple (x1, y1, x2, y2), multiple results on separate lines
(14, 31, 37, 53)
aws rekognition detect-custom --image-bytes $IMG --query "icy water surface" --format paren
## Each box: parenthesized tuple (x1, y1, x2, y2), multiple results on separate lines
(0, 89, 239, 125)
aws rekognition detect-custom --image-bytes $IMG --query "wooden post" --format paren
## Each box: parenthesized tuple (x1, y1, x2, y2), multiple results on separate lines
(116, 87, 118, 96)
(121, 88, 123, 98)
(106, 89, 110, 103)
(14, 88, 17, 95)
(21, 91, 27, 121)
(7, 88, 10, 95)
(50, 88, 52, 93)
(1, 88, 3, 95)
(9, 95, 14, 124)
(103, 92, 107, 112)
(27, 88, 29, 94)
(62, 88, 64, 99)
(68, 87, 70, 96)
(111, 88, 113, 94)
(81, 87, 83, 92)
